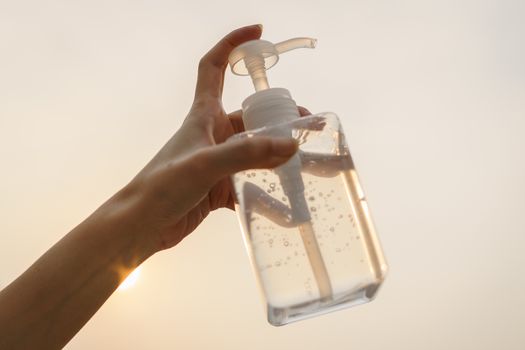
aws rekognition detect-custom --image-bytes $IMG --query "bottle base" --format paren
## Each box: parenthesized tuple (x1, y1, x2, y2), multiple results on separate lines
(267, 282, 382, 326)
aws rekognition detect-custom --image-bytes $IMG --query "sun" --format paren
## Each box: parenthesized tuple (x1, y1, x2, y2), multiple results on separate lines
(118, 266, 142, 291)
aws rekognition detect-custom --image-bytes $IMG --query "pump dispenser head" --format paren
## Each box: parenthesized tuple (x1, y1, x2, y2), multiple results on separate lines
(228, 37, 317, 91)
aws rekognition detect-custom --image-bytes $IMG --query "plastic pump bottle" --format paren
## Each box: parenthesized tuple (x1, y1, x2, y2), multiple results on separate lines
(228, 37, 388, 326)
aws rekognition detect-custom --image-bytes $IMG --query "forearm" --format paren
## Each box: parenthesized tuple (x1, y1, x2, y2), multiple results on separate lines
(0, 184, 155, 349)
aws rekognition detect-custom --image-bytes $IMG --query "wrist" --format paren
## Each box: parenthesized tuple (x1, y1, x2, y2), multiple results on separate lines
(94, 181, 159, 266)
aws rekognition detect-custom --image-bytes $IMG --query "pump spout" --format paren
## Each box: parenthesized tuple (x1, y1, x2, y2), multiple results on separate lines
(274, 37, 317, 54)
(228, 37, 317, 92)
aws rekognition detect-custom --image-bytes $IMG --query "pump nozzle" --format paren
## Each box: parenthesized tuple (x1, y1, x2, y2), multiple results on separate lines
(274, 37, 317, 54)
(229, 37, 316, 91)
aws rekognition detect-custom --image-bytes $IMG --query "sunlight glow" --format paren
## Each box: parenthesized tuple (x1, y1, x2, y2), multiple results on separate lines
(118, 266, 142, 291)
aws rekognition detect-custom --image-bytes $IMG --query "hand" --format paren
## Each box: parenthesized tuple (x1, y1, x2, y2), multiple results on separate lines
(120, 25, 304, 253)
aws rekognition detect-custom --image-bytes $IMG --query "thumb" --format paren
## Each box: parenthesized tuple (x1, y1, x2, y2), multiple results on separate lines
(203, 136, 298, 182)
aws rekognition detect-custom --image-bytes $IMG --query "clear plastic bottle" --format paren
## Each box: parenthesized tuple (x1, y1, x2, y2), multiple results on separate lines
(228, 38, 387, 326)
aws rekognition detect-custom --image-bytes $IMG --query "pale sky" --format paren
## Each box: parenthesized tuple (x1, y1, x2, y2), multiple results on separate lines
(1, 0, 524, 349)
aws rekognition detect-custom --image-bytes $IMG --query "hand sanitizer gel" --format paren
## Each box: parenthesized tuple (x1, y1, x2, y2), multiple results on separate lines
(228, 37, 387, 326)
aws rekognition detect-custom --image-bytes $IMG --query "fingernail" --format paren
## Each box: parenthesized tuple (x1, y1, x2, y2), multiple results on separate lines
(298, 106, 311, 116)
(256, 24, 263, 31)
(272, 138, 298, 156)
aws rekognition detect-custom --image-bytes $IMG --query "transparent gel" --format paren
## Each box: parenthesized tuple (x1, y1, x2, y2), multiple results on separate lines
(231, 113, 387, 326)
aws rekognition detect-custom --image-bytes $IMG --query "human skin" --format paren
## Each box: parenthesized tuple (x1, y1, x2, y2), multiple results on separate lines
(0, 24, 310, 349)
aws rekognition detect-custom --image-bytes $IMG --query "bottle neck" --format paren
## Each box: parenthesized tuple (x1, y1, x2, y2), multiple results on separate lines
(241, 88, 300, 131)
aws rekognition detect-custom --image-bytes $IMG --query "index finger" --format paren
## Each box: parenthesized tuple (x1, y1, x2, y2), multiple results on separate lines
(195, 25, 263, 100)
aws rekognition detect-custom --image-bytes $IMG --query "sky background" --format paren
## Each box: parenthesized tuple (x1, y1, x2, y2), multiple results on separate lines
(1, 0, 524, 349)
